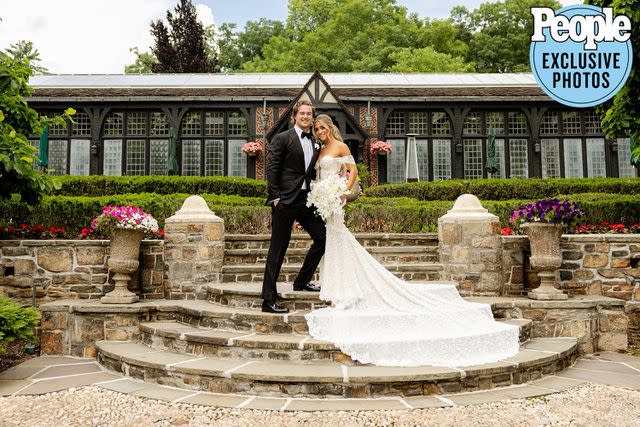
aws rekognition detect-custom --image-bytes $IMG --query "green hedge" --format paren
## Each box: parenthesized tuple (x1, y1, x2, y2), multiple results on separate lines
(53, 175, 268, 198)
(0, 296, 40, 355)
(2, 192, 638, 235)
(365, 178, 640, 201)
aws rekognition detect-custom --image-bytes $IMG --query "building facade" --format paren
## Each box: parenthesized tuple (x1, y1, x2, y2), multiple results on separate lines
(27, 71, 638, 184)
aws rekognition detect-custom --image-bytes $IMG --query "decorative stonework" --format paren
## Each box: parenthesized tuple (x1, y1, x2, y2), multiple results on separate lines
(438, 194, 503, 295)
(163, 196, 225, 299)
(521, 223, 568, 301)
(101, 228, 145, 304)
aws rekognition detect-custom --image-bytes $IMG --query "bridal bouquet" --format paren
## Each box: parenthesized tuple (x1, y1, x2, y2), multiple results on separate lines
(306, 174, 349, 221)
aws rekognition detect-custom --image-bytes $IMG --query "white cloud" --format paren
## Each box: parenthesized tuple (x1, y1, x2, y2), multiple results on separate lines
(0, 0, 215, 74)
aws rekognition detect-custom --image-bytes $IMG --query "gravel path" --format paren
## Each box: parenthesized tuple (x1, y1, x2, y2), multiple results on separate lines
(1, 383, 639, 427)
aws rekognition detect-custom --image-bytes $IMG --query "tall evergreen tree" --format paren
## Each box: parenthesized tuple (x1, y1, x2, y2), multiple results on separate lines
(150, 0, 218, 73)
(6, 40, 48, 74)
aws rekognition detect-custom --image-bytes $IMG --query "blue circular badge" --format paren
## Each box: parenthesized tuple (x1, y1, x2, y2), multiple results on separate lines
(530, 5, 633, 108)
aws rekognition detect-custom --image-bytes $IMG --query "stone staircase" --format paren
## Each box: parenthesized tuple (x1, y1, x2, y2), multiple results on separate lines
(93, 285, 580, 399)
(221, 233, 442, 283)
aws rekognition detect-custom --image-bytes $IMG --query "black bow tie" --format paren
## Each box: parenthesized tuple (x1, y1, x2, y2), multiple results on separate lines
(301, 131, 313, 140)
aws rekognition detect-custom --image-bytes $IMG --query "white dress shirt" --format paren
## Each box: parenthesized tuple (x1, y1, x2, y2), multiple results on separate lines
(295, 125, 314, 190)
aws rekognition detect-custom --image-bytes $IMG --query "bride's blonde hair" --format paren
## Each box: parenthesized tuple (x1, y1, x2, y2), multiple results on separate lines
(313, 114, 343, 143)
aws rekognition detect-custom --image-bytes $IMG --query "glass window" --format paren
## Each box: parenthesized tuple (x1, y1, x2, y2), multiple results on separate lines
(416, 139, 429, 181)
(463, 112, 481, 135)
(386, 138, 406, 184)
(584, 110, 602, 134)
(586, 138, 606, 177)
(48, 139, 68, 175)
(386, 111, 405, 135)
(103, 139, 122, 176)
(181, 112, 201, 136)
(540, 111, 559, 135)
(45, 114, 68, 137)
(564, 138, 584, 178)
(205, 112, 224, 136)
(617, 138, 637, 178)
(509, 139, 529, 178)
(126, 139, 145, 175)
(508, 112, 527, 135)
(228, 139, 248, 177)
(432, 139, 451, 181)
(408, 112, 428, 134)
(563, 112, 581, 134)
(69, 139, 90, 176)
(432, 112, 451, 136)
(126, 112, 146, 136)
(103, 112, 124, 136)
(181, 139, 201, 176)
(464, 139, 483, 179)
(72, 112, 91, 136)
(204, 139, 224, 176)
(150, 112, 170, 136)
(485, 112, 505, 135)
(149, 139, 168, 175)
(487, 139, 506, 179)
(541, 138, 561, 178)
(228, 112, 248, 136)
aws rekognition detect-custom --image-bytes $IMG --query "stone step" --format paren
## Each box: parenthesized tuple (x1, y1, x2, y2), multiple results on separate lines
(225, 233, 439, 251)
(221, 263, 443, 283)
(138, 318, 532, 364)
(224, 246, 439, 265)
(95, 337, 578, 398)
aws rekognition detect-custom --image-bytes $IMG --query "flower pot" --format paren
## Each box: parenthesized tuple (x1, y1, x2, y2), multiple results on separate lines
(377, 151, 387, 156)
(246, 152, 258, 157)
(521, 222, 568, 300)
(101, 227, 144, 304)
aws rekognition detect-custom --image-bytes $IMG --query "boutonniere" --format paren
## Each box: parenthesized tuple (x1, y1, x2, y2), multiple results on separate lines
(314, 142, 320, 150)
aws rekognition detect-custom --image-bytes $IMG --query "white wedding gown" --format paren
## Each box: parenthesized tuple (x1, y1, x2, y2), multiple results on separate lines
(305, 155, 520, 367)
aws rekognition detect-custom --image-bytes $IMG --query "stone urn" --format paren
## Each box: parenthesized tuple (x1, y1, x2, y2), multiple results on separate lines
(101, 228, 144, 304)
(521, 222, 568, 300)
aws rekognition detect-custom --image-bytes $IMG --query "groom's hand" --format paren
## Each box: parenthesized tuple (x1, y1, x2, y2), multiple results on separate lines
(272, 198, 280, 206)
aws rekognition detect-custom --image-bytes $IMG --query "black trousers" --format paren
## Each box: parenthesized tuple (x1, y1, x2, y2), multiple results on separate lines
(261, 190, 326, 302)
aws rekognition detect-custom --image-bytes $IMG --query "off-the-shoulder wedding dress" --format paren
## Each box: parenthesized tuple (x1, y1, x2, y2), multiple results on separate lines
(305, 155, 519, 367)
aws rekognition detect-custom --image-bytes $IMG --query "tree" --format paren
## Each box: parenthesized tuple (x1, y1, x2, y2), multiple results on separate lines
(124, 47, 157, 74)
(150, 0, 218, 73)
(390, 47, 474, 72)
(587, 0, 640, 166)
(242, 0, 424, 72)
(452, 0, 561, 72)
(0, 49, 72, 205)
(217, 19, 285, 71)
(6, 40, 48, 74)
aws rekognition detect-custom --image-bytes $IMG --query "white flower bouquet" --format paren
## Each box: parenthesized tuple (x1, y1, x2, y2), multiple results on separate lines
(306, 174, 349, 221)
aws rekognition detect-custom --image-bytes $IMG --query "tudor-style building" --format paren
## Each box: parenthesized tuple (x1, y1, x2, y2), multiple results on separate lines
(27, 71, 638, 184)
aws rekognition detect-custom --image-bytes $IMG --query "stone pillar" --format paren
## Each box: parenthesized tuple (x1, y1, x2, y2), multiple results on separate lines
(438, 194, 503, 296)
(164, 196, 224, 300)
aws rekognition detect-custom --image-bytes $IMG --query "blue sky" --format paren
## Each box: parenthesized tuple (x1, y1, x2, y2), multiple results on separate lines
(0, 0, 583, 73)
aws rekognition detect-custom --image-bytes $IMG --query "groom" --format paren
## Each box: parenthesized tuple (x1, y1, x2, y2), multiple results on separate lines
(262, 99, 325, 313)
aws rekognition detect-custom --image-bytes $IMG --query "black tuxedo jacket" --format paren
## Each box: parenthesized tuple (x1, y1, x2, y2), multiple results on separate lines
(265, 128, 320, 206)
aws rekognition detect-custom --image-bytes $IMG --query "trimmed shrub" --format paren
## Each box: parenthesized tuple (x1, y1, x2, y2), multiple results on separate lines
(366, 178, 640, 201)
(54, 175, 267, 198)
(0, 297, 40, 355)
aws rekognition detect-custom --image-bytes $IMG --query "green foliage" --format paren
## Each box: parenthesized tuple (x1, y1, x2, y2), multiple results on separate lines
(366, 178, 640, 201)
(389, 46, 474, 72)
(124, 47, 158, 74)
(0, 49, 72, 205)
(53, 175, 267, 197)
(587, 0, 640, 167)
(0, 296, 40, 355)
(6, 40, 48, 74)
(356, 163, 371, 188)
(452, 0, 561, 72)
(216, 19, 285, 71)
(149, 0, 218, 73)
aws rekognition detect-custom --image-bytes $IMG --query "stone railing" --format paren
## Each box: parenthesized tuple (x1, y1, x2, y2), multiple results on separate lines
(0, 239, 164, 306)
(503, 234, 640, 300)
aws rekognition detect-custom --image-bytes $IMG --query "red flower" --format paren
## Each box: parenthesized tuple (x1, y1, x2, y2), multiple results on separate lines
(501, 227, 513, 236)
(7, 226, 14, 233)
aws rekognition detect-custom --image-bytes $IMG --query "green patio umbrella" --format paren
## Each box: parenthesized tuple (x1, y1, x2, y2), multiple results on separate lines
(167, 126, 179, 175)
(38, 125, 49, 168)
(485, 127, 498, 174)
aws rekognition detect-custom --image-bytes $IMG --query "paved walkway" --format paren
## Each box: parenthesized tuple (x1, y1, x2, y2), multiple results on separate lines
(1, 352, 639, 411)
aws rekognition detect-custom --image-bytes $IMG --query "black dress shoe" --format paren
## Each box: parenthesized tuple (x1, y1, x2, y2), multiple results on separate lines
(261, 301, 289, 313)
(293, 282, 321, 292)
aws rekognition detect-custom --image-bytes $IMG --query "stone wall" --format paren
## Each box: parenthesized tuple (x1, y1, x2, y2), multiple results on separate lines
(503, 234, 640, 300)
(0, 240, 164, 306)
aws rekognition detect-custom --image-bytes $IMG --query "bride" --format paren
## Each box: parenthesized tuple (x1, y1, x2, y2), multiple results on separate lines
(304, 114, 519, 367)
